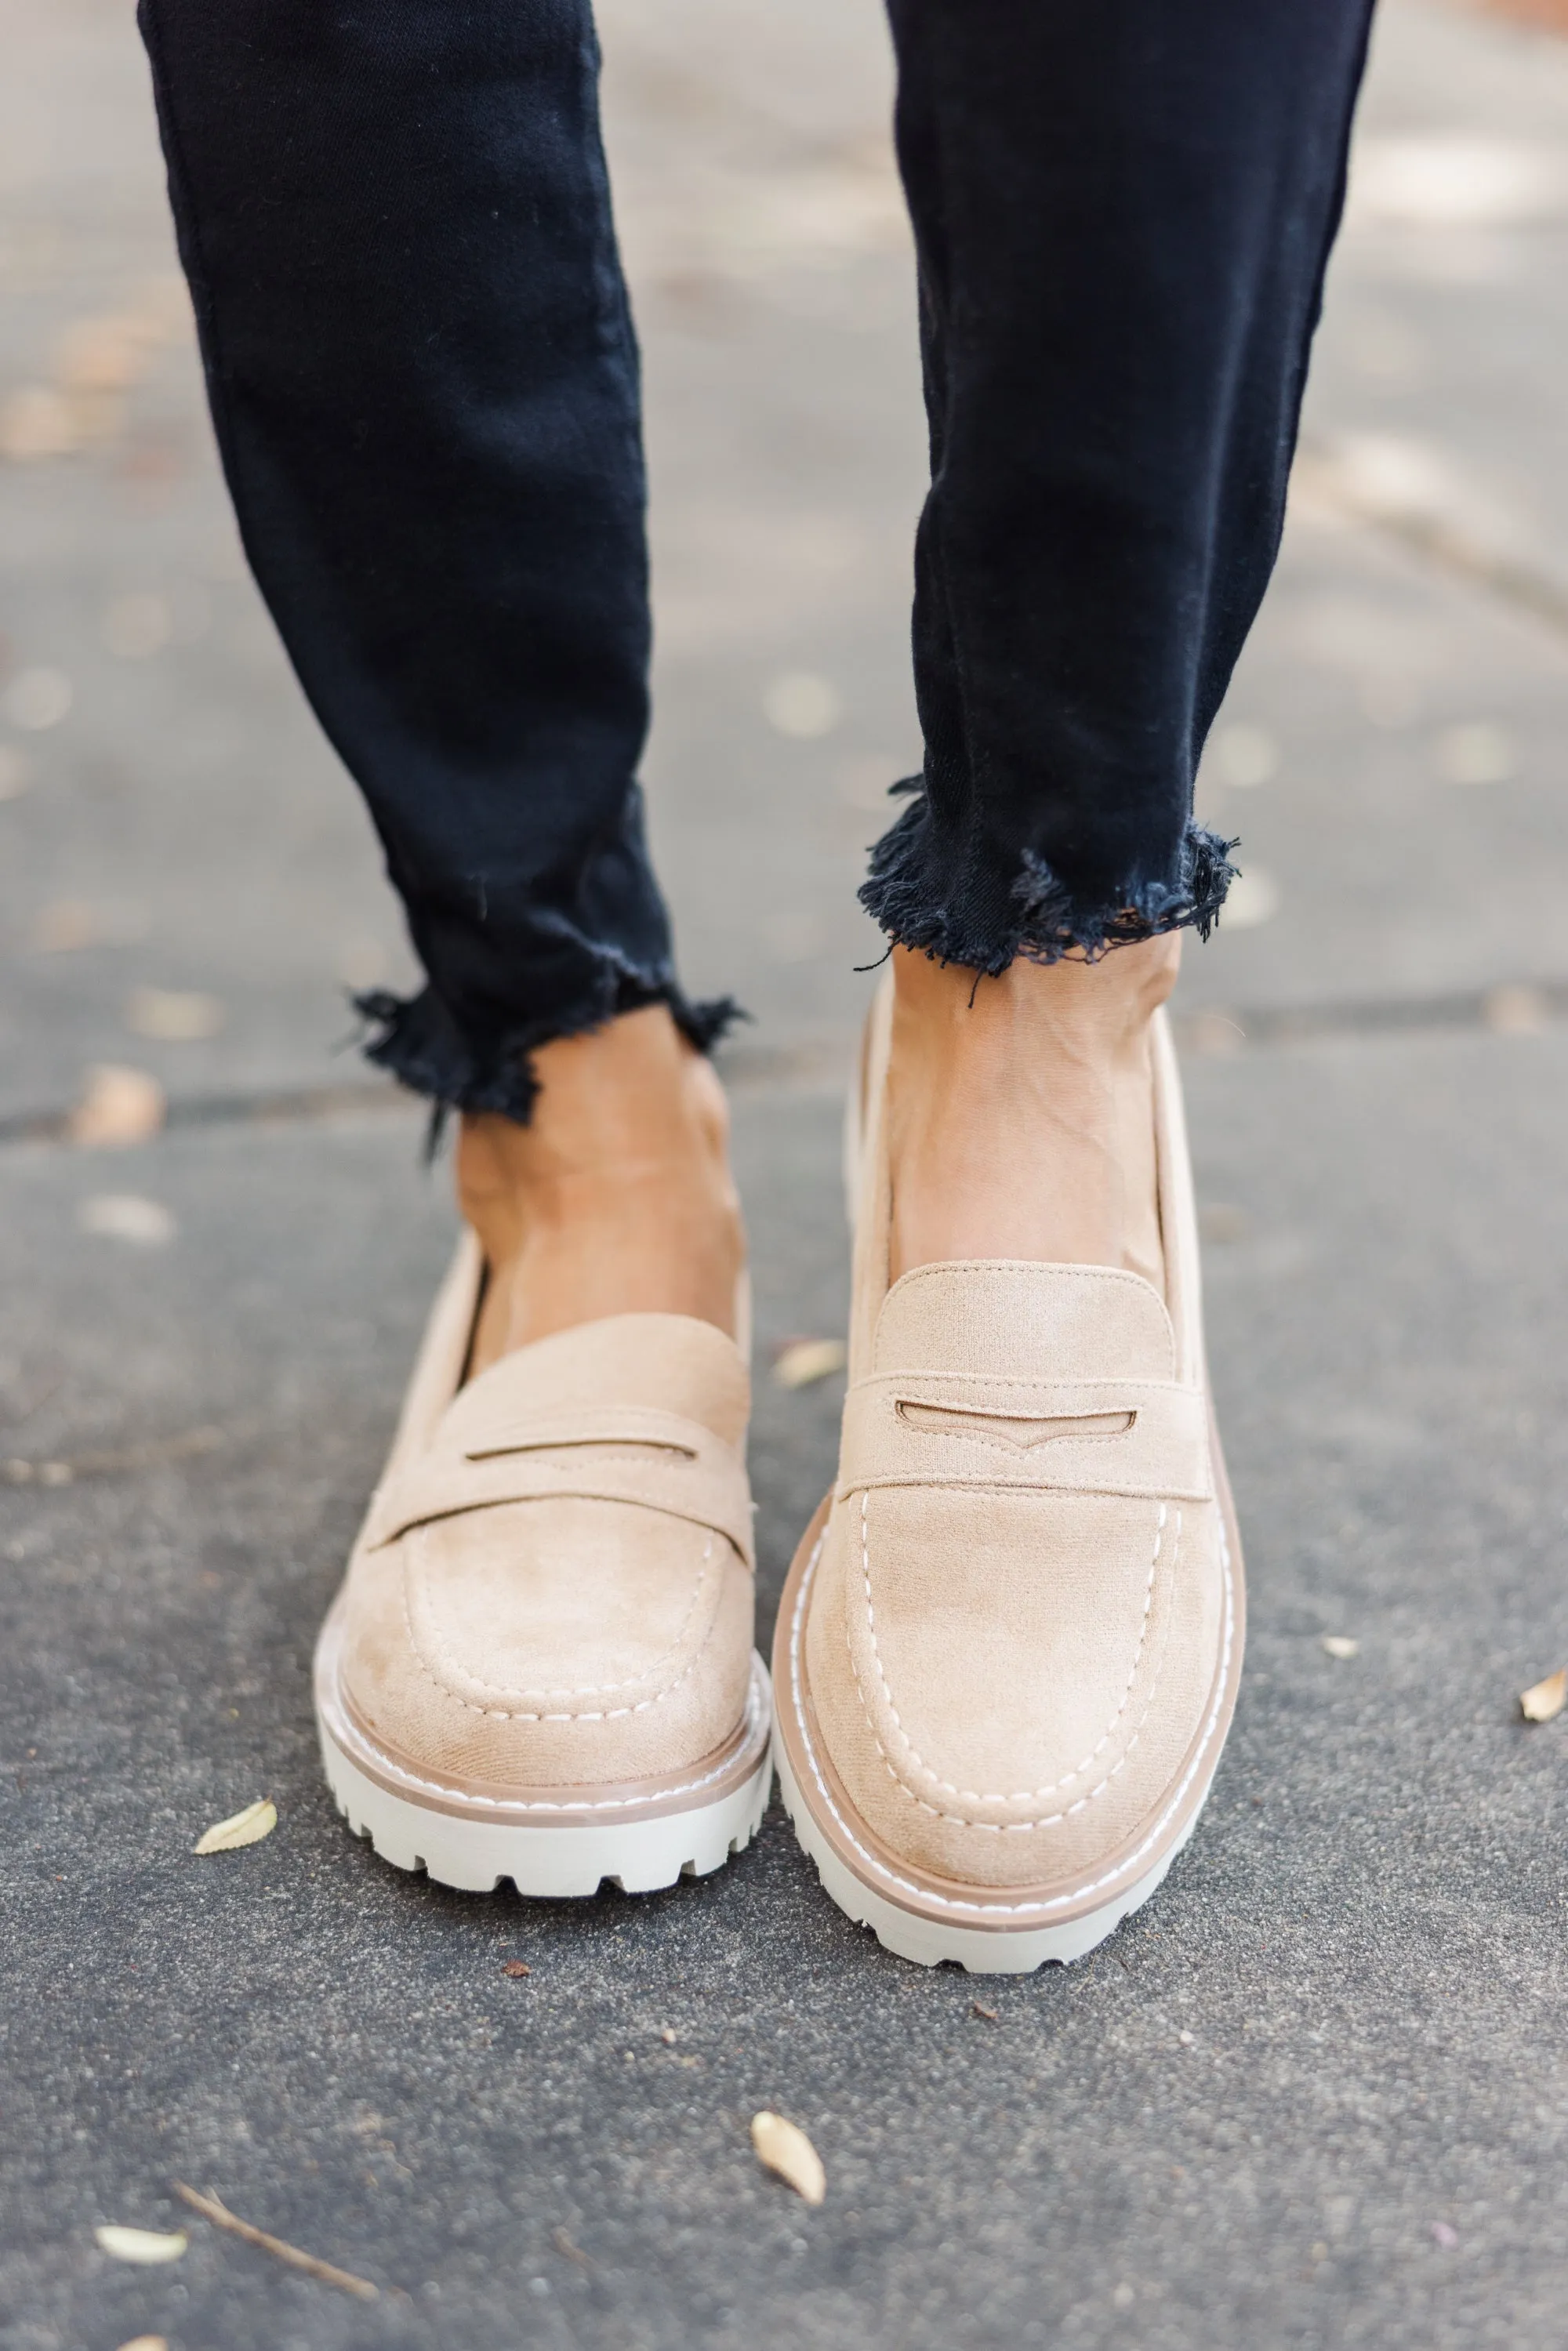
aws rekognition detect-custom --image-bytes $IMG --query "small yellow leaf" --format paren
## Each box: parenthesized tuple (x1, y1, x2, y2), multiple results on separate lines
(125, 986, 226, 1042)
(56, 312, 160, 394)
(1484, 984, 1548, 1037)
(763, 671, 840, 739)
(1520, 1667, 1567, 1724)
(1322, 1636, 1359, 1660)
(117, 2338, 169, 2349)
(750, 2110, 826, 2205)
(193, 1797, 277, 1854)
(31, 898, 101, 952)
(80, 1195, 176, 1247)
(773, 1339, 847, 1391)
(94, 2226, 187, 2265)
(2, 383, 81, 461)
(5, 665, 72, 731)
(67, 1064, 166, 1148)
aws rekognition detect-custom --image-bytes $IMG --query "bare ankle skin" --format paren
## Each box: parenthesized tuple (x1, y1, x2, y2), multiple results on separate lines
(458, 1005, 746, 1372)
(885, 934, 1181, 1293)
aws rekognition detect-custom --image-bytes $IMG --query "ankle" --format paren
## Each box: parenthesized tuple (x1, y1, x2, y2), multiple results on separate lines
(458, 1007, 732, 1226)
(457, 1007, 745, 1362)
(884, 936, 1179, 1287)
(889, 933, 1179, 1070)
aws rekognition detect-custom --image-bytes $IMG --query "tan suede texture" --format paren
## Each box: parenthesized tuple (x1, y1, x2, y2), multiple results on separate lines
(801, 987, 1229, 1895)
(336, 1236, 757, 1790)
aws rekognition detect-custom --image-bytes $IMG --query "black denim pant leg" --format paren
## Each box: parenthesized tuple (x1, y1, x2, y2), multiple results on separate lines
(865, 0, 1377, 970)
(137, 0, 732, 1122)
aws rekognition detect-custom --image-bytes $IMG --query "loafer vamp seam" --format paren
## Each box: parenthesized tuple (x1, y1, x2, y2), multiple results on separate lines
(784, 1495, 1242, 1923)
(396, 1522, 735, 1723)
(845, 1488, 1186, 1828)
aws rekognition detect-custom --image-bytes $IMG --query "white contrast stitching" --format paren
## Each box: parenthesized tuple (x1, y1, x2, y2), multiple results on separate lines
(411, 1523, 719, 1711)
(848, 1649, 1147, 1833)
(877, 1372, 1171, 1392)
(328, 1657, 771, 1815)
(851, 1491, 1173, 1816)
(785, 1489, 1236, 1920)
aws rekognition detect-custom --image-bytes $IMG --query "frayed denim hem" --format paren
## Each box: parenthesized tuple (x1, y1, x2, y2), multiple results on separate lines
(858, 793, 1240, 974)
(351, 968, 743, 1145)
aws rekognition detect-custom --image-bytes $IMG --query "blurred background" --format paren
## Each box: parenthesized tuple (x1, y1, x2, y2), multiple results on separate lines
(2, 0, 1566, 1120)
(6, 4, 1568, 2347)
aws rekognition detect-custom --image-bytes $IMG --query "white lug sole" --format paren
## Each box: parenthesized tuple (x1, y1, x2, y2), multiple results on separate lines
(315, 1614, 774, 1898)
(774, 1723, 1203, 1973)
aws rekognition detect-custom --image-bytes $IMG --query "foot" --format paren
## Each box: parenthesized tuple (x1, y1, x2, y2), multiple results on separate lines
(314, 1011, 767, 1901)
(316, 1231, 770, 1897)
(884, 934, 1181, 1293)
(772, 974, 1243, 1972)
(459, 1004, 746, 1371)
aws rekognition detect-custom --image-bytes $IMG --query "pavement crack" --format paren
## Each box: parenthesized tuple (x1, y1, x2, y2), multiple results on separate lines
(5, 981, 1564, 1157)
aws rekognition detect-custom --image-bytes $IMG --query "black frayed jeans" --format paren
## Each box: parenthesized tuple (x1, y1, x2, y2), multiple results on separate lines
(138, 0, 1374, 1123)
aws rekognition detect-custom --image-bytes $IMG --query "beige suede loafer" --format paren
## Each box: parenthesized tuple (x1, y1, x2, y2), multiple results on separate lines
(773, 981, 1243, 1971)
(314, 1235, 771, 1896)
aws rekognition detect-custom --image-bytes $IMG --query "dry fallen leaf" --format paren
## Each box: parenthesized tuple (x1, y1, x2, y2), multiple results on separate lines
(116, 2336, 169, 2350)
(1322, 1636, 1359, 1660)
(1223, 869, 1282, 930)
(193, 1798, 277, 1854)
(125, 986, 226, 1042)
(763, 670, 841, 739)
(94, 2226, 187, 2266)
(1484, 984, 1549, 1038)
(56, 313, 162, 395)
(5, 666, 73, 731)
(1436, 720, 1515, 788)
(501, 1960, 532, 1979)
(67, 1065, 166, 1148)
(0, 385, 78, 462)
(104, 592, 173, 660)
(1209, 722, 1279, 789)
(971, 2001, 999, 2023)
(31, 898, 102, 953)
(3, 1458, 71, 1486)
(750, 2111, 826, 2205)
(1520, 1667, 1567, 1724)
(79, 1195, 177, 1248)
(772, 1338, 847, 1391)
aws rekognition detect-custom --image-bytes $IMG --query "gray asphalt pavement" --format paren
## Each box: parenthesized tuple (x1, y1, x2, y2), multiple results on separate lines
(5, 2, 1568, 2346)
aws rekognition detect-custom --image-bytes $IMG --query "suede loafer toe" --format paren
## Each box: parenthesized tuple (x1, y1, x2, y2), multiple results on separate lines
(315, 1238, 771, 1896)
